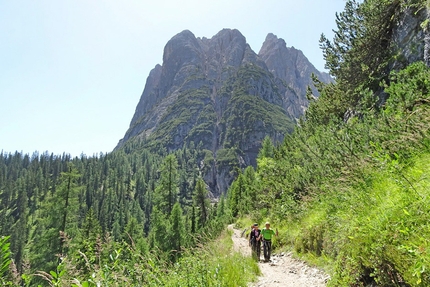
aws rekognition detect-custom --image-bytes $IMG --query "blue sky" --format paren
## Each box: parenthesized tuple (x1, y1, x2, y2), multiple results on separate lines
(0, 0, 346, 157)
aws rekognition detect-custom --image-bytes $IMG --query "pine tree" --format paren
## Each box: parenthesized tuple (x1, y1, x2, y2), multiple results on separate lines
(228, 172, 246, 217)
(154, 154, 179, 215)
(9, 176, 28, 273)
(243, 166, 257, 213)
(28, 162, 81, 273)
(258, 136, 275, 158)
(124, 216, 143, 247)
(148, 207, 169, 254)
(319, 0, 401, 109)
(58, 164, 81, 250)
(193, 178, 209, 230)
(168, 202, 184, 260)
(74, 208, 102, 273)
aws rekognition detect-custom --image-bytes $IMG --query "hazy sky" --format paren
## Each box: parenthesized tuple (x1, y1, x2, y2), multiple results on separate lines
(1, 0, 346, 157)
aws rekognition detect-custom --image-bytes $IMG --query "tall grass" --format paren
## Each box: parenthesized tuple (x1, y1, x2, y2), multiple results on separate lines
(158, 229, 260, 286)
(287, 153, 430, 286)
(30, 228, 259, 287)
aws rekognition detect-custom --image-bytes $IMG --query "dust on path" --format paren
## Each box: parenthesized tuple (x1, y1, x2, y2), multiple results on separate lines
(228, 225, 329, 287)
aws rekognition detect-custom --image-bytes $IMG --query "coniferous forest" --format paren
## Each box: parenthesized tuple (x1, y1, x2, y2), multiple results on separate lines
(0, 144, 235, 286)
(2, 0, 430, 286)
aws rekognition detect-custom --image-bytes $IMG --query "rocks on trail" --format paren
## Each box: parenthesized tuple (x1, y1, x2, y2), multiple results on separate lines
(228, 224, 329, 287)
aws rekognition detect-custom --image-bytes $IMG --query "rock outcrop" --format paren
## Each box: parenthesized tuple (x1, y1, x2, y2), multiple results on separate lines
(116, 29, 331, 196)
(391, 5, 430, 69)
(259, 33, 332, 119)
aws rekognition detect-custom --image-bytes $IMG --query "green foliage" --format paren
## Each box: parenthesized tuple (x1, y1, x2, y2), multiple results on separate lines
(227, 166, 260, 219)
(168, 202, 185, 261)
(221, 91, 293, 149)
(384, 61, 430, 114)
(0, 236, 13, 286)
(153, 229, 259, 287)
(320, 0, 399, 92)
(303, 153, 430, 286)
(316, 0, 425, 122)
(193, 178, 209, 230)
(228, 59, 430, 285)
(0, 139, 233, 285)
(228, 172, 245, 218)
(154, 154, 179, 214)
(148, 206, 171, 255)
(216, 148, 239, 167)
(258, 135, 274, 159)
(29, 229, 258, 287)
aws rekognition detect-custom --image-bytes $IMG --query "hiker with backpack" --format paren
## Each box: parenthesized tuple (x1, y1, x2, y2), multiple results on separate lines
(249, 223, 262, 261)
(261, 222, 278, 262)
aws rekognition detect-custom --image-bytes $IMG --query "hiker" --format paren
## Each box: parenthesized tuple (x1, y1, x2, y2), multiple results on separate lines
(249, 223, 262, 261)
(261, 222, 278, 262)
(248, 225, 254, 247)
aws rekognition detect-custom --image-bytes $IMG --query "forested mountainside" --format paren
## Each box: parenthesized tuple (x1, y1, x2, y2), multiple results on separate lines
(229, 0, 430, 286)
(0, 146, 233, 286)
(1, 0, 430, 286)
(116, 29, 331, 196)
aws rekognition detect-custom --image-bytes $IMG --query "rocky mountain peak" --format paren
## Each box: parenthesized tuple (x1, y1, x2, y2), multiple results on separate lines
(117, 29, 331, 195)
(163, 30, 200, 65)
(258, 32, 331, 119)
(259, 33, 287, 55)
(205, 28, 248, 67)
(210, 28, 246, 46)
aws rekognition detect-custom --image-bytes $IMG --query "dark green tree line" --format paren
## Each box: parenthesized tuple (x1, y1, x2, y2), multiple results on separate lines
(0, 140, 230, 285)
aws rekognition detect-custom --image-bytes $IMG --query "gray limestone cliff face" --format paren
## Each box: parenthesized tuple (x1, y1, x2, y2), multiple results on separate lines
(200, 29, 248, 77)
(259, 33, 332, 119)
(121, 29, 266, 144)
(129, 65, 162, 128)
(422, 5, 430, 67)
(117, 29, 330, 195)
(392, 6, 430, 69)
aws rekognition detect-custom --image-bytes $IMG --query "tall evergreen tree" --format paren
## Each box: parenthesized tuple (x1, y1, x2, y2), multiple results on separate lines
(28, 162, 81, 274)
(193, 178, 209, 230)
(58, 164, 81, 253)
(168, 202, 185, 260)
(148, 207, 169, 254)
(154, 154, 179, 215)
(258, 136, 275, 159)
(228, 172, 246, 217)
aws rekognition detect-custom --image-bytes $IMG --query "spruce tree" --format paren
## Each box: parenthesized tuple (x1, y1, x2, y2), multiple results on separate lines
(193, 178, 209, 230)
(169, 202, 184, 260)
(154, 154, 179, 215)
(258, 136, 275, 158)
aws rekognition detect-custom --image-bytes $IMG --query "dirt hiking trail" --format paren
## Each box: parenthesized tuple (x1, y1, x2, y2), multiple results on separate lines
(228, 225, 329, 287)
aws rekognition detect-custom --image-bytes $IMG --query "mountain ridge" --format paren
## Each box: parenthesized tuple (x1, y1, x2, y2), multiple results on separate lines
(116, 28, 332, 195)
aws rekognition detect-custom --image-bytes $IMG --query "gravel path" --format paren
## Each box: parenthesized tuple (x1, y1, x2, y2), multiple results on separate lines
(228, 225, 329, 287)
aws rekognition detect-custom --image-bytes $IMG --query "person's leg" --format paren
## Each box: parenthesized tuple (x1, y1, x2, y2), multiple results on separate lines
(256, 242, 261, 261)
(263, 241, 269, 262)
(251, 240, 257, 260)
(267, 241, 272, 261)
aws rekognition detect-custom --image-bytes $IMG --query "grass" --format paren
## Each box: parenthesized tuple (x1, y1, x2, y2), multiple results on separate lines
(284, 152, 430, 286)
(46, 227, 261, 287)
(160, 228, 260, 286)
